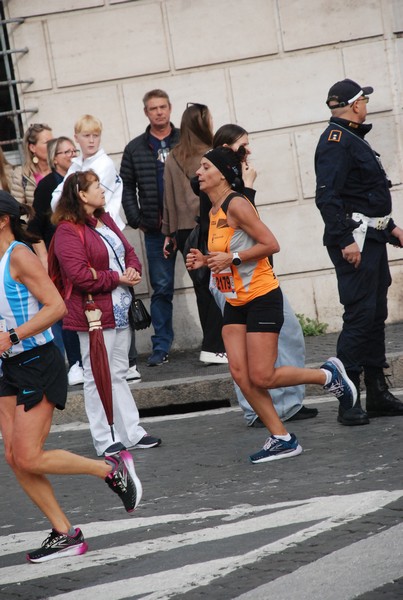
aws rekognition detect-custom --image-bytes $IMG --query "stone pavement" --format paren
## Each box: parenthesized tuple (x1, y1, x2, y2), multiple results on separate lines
(55, 321, 403, 425)
(1, 324, 403, 598)
(1, 390, 403, 599)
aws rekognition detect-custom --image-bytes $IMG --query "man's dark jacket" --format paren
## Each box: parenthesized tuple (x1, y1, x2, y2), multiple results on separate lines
(315, 116, 395, 248)
(120, 123, 180, 233)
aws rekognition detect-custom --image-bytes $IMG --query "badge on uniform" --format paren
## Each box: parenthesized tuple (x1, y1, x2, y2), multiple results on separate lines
(328, 130, 342, 142)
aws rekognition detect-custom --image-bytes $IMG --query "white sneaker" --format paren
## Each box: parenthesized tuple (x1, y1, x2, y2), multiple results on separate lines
(68, 361, 84, 386)
(126, 364, 141, 382)
(199, 351, 228, 365)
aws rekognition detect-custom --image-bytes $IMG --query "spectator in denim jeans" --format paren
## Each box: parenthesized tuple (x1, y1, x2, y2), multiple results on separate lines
(120, 90, 180, 367)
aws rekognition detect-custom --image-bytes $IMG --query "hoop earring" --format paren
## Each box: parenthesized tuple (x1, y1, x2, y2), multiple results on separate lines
(32, 154, 39, 165)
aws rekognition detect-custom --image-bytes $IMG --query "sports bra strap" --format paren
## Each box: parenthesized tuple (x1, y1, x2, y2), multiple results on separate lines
(220, 192, 244, 215)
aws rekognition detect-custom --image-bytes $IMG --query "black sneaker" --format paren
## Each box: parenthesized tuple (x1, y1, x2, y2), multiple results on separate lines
(132, 434, 162, 449)
(105, 450, 142, 512)
(102, 441, 127, 457)
(147, 351, 169, 367)
(26, 528, 88, 563)
(286, 406, 319, 421)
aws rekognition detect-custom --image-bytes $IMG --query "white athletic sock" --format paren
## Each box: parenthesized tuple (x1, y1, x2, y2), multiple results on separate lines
(321, 368, 332, 385)
(273, 433, 292, 441)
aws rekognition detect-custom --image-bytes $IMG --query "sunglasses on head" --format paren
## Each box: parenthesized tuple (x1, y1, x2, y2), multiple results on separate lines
(187, 102, 208, 113)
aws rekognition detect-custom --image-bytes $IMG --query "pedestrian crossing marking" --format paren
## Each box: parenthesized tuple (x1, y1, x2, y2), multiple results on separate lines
(2, 490, 402, 598)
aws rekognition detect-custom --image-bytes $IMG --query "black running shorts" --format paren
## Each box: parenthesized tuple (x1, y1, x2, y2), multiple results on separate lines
(0, 342, 67, 412)
(223, 287, 284, 333)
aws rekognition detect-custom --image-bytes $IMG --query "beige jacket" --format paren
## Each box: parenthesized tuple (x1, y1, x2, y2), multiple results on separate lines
(162, 150, 206, 236)
(10, 165, 36, 206)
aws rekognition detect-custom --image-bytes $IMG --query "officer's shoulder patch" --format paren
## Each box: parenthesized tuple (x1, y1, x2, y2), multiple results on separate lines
(328, 130, 342, 143)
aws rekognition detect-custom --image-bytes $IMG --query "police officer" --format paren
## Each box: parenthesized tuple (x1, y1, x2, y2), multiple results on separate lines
(315, 78, 403, 426)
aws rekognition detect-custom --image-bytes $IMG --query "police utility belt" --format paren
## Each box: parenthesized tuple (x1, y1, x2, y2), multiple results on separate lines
(351, 212, 391, 251)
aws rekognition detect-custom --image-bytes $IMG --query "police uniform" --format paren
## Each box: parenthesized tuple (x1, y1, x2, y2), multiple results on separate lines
(315, 114, 403, 422)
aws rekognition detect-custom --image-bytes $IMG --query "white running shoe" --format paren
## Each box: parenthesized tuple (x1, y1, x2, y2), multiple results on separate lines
(68, 361, 84, 386)
(126, 364, 141, 382)
(199, 351, 228, 365)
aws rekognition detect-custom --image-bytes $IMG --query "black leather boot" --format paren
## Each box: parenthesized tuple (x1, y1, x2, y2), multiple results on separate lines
(364, 368, 403, 417)
(337, 371, 370, 426)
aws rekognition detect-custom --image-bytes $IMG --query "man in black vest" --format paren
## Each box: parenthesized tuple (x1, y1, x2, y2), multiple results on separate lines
(121, 90, 180, 366)
(315, 78, 403, 426)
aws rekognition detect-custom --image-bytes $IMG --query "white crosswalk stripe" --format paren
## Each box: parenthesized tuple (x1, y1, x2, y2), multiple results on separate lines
(1, 490, 402, 598)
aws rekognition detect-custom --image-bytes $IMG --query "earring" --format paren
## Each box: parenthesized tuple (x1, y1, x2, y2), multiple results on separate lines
(32, 154, 39, 165)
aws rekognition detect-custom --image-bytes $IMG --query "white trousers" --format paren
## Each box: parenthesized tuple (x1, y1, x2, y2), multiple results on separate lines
(78, 327, 146, 455)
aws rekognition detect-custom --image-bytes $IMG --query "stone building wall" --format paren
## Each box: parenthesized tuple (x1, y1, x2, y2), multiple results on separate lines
(4, 0, 403, 351)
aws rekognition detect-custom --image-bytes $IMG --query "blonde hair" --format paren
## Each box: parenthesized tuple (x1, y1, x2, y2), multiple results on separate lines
(23, 123, 52, 173)
(74, 114, 102, 135)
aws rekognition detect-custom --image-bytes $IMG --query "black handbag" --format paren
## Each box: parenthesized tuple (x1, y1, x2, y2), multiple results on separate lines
(128, 289, 152, 331)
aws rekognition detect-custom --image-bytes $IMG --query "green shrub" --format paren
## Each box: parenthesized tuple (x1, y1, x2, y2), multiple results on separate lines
(296, 313, 328, 337)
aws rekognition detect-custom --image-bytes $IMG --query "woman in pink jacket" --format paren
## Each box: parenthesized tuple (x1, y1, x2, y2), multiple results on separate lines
(52, 170, 161, 456)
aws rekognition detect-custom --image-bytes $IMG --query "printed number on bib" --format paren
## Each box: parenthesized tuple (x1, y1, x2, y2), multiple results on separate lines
(213, 268, 237, 299)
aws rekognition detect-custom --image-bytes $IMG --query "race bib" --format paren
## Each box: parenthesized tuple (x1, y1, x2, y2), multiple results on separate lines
(213, 268, 237, 299)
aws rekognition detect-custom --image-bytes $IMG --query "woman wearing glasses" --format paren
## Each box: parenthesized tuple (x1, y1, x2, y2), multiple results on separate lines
(162, 103, 227, 364)
(11, 123, 53, 206)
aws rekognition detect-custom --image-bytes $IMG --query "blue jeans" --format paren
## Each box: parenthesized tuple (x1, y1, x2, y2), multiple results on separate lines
(210, 278, 305, 424)
(62, 328, 82, 367)
(144, 231, 176, 354)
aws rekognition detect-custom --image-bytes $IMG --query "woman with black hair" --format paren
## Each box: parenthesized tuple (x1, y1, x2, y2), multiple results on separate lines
(0, 191, 142, 563)
(186, 146, 357, 463)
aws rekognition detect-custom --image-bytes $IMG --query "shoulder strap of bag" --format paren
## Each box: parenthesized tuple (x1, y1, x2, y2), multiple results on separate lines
(89, 225, 138, 302)
(89, 225, 124, 273)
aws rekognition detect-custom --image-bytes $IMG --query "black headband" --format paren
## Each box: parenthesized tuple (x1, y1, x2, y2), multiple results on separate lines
(203, 147, 241, 185)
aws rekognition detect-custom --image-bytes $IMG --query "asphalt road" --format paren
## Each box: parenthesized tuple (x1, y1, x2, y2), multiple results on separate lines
(1, 394, 403, 600)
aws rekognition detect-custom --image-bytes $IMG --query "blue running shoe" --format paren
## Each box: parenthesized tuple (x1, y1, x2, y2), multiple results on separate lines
(249, 434, 302, 464)
(321, 357, 357, 411)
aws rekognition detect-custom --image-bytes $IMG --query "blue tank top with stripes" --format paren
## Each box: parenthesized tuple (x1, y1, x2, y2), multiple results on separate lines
(0, 241, 53, 357)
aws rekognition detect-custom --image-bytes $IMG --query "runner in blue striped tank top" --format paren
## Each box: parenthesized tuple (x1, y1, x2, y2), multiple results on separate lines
(0, 190, 142, 564)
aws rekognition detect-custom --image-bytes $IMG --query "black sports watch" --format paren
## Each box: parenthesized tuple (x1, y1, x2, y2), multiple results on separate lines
(232, 252, 242, 266)
(8, 328, 20, 345)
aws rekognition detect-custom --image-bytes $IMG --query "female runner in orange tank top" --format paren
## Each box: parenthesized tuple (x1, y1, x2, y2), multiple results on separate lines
(186, 146, 358, 464)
